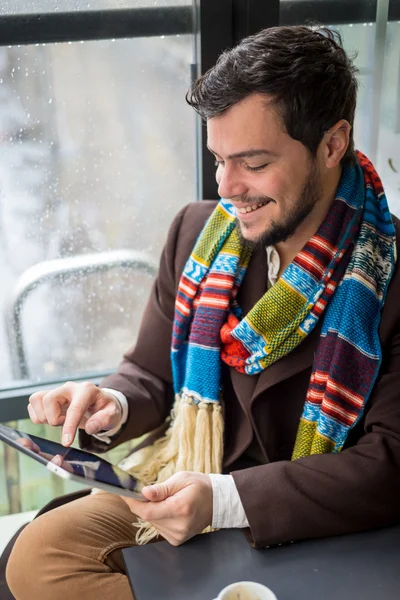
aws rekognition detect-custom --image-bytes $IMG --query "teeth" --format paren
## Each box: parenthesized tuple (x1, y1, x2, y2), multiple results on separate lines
(237, 201, 268, 214)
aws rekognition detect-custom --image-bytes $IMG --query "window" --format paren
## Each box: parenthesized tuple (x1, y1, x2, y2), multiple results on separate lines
(324, 21, 400, 214)
(0, 3, 196, 391)
(0, 0, 197, 519)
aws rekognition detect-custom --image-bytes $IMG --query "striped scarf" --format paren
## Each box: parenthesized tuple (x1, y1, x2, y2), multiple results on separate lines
(171, 151, 396, 458)
(127, 152, 396, 543)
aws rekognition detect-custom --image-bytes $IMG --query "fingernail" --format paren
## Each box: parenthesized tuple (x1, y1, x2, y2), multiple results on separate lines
(62, 434, 72, 446)
(145, 485, 157, 498)
(52, 455, 62, 466)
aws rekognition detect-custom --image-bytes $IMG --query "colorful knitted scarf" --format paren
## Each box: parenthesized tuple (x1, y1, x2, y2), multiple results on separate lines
(127, 152, 396, 542)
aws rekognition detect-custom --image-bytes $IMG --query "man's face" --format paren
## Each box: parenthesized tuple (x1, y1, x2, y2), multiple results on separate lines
(207, 93, 323, 247)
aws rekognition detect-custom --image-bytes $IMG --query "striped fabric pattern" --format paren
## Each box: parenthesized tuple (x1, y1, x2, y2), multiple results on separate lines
(171, 152, 396, 458)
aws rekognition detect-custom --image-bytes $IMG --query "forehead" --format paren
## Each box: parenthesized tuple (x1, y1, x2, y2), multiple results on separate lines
(206, 93, 287, 155)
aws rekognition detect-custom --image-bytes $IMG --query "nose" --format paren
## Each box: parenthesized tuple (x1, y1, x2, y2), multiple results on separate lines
(217, 163, 248, 200)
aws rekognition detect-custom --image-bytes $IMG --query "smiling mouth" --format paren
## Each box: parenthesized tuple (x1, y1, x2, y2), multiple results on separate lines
(235, 199, 271, 214)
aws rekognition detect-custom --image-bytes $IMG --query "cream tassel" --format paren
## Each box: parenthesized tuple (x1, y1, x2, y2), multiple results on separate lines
(176, 398, 198, 471)
(193, 402, 212, 473)
(119, 394, 224, 545)
(212, 404, 224, 472)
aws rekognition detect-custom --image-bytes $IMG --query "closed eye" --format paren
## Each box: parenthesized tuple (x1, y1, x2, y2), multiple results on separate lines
(214, 160, 269, 172)
(245, 163, 269, 172)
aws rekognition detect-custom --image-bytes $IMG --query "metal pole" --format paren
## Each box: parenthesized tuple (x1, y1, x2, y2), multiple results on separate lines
(369, 0, 390, 164)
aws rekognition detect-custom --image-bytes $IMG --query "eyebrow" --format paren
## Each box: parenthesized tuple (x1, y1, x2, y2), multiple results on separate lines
(207, 146, 279, 160)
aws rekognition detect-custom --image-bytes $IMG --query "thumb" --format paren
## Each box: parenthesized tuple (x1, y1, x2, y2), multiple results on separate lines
(85, 404, 119, 435)
(142, 473, 185, 502)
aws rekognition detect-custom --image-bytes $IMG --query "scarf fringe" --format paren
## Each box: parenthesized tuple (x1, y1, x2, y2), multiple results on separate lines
(119, 394, 224, 545)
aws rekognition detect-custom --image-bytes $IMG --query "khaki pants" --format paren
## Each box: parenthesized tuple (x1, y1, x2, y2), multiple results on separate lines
(6, 491, 146, 600)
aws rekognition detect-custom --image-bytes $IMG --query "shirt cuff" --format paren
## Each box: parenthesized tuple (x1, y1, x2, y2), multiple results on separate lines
(92, 388, 129, 444)
(209, 473, 249, 529)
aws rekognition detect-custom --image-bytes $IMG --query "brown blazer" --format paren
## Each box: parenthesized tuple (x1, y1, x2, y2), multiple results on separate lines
(80, 200, 400, 548)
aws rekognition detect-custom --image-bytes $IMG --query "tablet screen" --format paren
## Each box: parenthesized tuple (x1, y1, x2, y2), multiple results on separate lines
(0, 423, 143, 496)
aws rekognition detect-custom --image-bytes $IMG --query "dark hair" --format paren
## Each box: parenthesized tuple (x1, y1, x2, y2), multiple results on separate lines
(186, 26, 359, 165)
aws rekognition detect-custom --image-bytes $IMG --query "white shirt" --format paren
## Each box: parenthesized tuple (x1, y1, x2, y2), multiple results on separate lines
(96, 246, 281, 529)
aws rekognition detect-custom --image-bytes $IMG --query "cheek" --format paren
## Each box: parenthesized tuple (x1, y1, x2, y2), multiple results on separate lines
(258, 172, 288, 202)
(259, 166, 307, 209)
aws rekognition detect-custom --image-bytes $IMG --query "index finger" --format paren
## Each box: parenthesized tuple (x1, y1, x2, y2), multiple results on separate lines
(61, 386, 96, 446)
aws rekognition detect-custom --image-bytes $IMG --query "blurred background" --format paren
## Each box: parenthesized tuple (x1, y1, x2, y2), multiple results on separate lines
(0, 0, 399, 539)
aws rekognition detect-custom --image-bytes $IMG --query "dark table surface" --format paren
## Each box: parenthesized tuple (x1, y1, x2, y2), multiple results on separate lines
(123, 525, 400, 600)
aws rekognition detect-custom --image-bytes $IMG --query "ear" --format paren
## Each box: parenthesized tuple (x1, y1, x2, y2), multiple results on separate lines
(323, 119, 351, 168)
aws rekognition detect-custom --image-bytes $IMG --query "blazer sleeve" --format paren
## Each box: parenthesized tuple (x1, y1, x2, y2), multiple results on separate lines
(79, 204, 189, 453)
(232, 321, 400, 548)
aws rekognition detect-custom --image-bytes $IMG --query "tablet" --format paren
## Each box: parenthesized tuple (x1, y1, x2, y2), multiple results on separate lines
(0, 423, 146, 501)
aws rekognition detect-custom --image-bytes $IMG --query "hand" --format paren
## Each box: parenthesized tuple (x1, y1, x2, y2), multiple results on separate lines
(121, 471, 213, 546)
(28, 382, 122, 447)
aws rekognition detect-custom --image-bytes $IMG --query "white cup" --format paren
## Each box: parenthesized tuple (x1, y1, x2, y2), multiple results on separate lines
(214, 580, 278, 600)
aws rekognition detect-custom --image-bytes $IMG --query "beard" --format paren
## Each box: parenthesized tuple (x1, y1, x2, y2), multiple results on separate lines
(236, 160, 322, 250)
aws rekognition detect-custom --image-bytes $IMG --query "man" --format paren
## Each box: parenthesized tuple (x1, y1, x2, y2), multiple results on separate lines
(6, 25, 400, 600)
